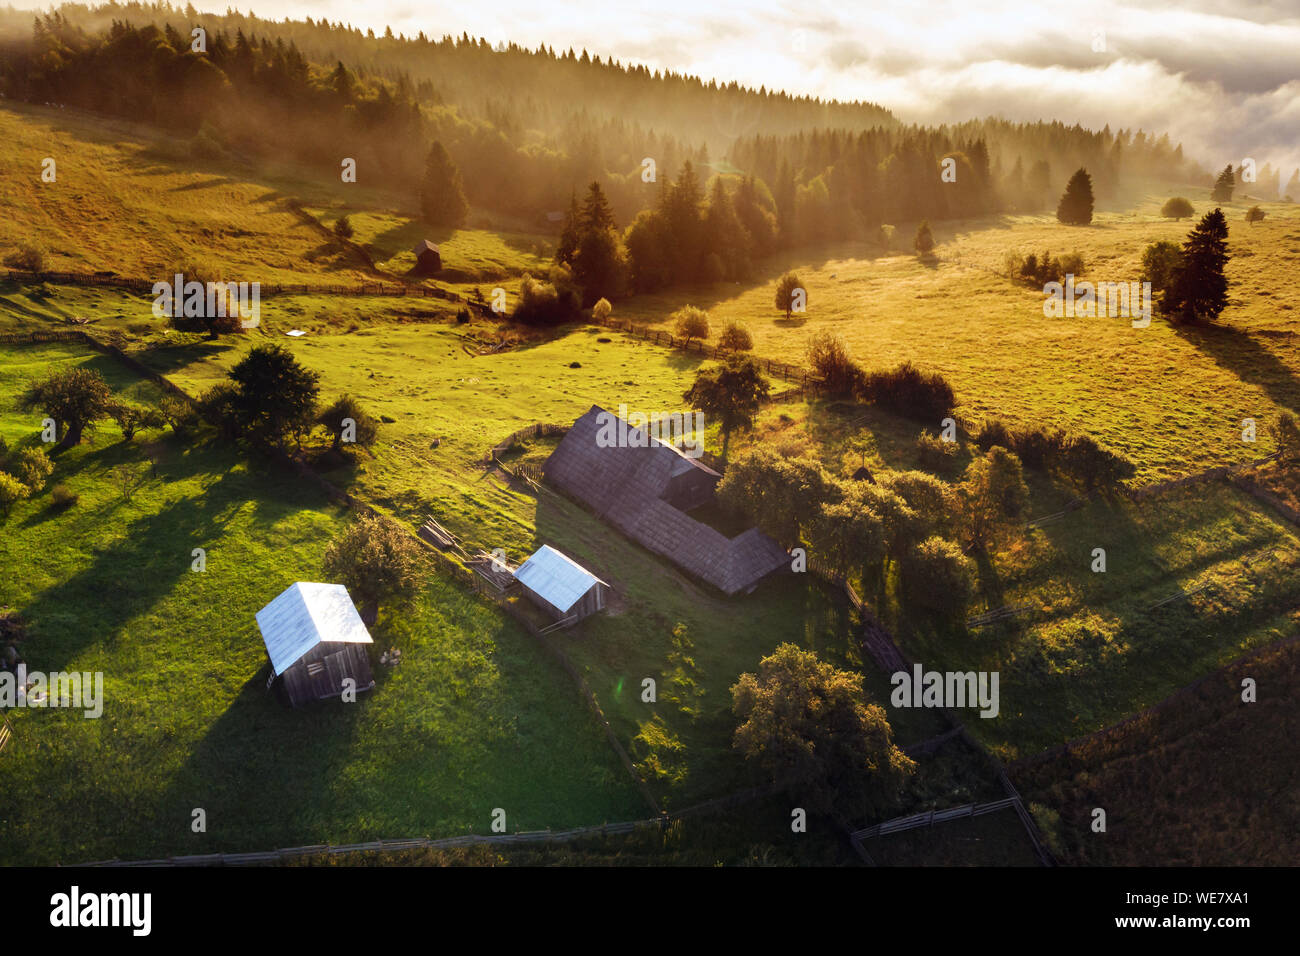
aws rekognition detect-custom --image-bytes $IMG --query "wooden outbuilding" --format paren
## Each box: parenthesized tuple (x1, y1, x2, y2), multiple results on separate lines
(411, 239, 442, 275)
(513, 545, 609, 624)
(255, 582, 376, 708)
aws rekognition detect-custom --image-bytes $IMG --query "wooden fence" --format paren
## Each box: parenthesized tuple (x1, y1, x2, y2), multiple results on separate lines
(852, 797, 1020, 840)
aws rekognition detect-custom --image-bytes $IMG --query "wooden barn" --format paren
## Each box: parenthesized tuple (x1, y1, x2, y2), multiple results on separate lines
(255, 582, 376, 708)
(411, 239, 442, 275)
(513, 545, 609, 624)
(543, 406, 789, 596)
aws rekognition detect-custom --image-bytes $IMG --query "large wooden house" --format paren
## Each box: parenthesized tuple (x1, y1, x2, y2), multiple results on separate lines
(255, 582, 376, 708)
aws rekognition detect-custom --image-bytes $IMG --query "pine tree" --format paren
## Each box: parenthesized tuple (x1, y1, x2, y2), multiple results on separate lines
(703, 177, 750, 280)
(1170, 208, 1230, 324)
(1211, 165, 1235, 203)
(1056, 168, 1094, 225)
(419, 141, 468, 227)
(569, 181, 626, 304)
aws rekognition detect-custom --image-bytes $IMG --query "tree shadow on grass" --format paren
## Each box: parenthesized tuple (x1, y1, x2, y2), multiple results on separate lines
(1176, 322, 1300, 413)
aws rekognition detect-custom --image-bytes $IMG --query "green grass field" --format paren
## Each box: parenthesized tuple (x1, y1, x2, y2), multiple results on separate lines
(0, 342, 646, 864)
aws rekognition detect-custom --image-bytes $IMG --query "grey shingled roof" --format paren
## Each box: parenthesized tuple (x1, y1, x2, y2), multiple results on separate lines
(544, 406, 787, 595)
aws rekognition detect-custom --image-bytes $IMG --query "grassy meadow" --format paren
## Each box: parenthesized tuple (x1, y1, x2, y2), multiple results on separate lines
(0, 342, 647, 864)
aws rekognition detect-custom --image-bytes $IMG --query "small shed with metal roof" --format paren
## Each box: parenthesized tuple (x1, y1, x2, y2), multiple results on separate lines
(512, 545, 609, 623)
(255, 582, 376, 708)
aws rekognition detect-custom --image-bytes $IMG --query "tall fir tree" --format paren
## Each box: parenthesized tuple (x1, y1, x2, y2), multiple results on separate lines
(419, 140, 469, 227)
(1211, 164, 1235, 203)
(1056, 168, 1094, 225)
(1170, 208, 1230, 324)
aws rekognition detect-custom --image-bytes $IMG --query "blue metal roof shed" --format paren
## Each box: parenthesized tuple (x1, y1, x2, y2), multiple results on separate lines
(513, 545, 609, 623)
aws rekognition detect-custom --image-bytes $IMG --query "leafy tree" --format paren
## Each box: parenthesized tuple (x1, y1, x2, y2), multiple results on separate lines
(322, 512, 423, 624)
(333, 214, 355, 239)
(1269, 411, 1300, 464)
(1245, 205, 1266, 226)
(1055, 168, 1094, 225)
(731, 643, 915, 818)
(108, 403, 166, 442)
(717, 320, 754, 352)
(420, 140, 469, 227)
(913, 219, 934, 256)
(956, 445, 1029, 550)
(19, 367, 113, 449)
(0, 472, 29, 519)
(226, 344, 321, 450)
(591, 297, 613, 323)
(512, 273, 580, 326)
(1211, 164, 1234, 203)
(683, 354, 769, 459)
(158, 395, 200, 438)
(672, 305, 710, 345)
(899, 536, 975, 624)
(317, 394, 379, 452)
(1169, 208, 1230, 324)
(1140, 240, 1183, 312)
(774, 271, 805, 319)
(1160, 197, 1194, 220)
(5, 447, 53, 493)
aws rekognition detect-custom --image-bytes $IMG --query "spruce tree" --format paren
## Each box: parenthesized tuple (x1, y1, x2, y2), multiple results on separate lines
(1211, 165, 1235, 203)
(1055, 168, 1094, 225)
(419, 140, 469, 227)
(1170, 208, 1230, 324)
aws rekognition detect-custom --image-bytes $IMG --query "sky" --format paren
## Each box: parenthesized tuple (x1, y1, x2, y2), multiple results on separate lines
(17, 0, 1300, 180)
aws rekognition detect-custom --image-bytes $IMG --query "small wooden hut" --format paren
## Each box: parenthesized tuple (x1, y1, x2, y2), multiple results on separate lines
(411, 240, 442, 275)
(255, 582, 376, 708)
(513, 545, 609, 624)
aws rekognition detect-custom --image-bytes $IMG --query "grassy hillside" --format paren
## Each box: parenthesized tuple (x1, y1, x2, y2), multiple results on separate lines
(0, 342, 646, 864)
(618, 193, 1300, 482)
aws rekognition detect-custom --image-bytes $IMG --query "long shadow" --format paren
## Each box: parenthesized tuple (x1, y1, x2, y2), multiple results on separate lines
(1175, 322, 1300, 413)
(18, 460, 249, 661)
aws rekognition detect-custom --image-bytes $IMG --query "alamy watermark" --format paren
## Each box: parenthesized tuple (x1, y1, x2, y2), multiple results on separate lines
(1043, 275, 1152, 328)
(0, 664, 103, 718)
(890, 664, 999, 718)
(595, 403, 705, 459)
(152, 274, 261, 328)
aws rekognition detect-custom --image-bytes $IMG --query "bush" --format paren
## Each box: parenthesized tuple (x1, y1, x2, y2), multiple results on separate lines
(718, 320, 754, 352)
(974, 421, 1134, 490)
(199, 382, 241, 440)
(1269, 411, 1300, 463)
(899, 536, 975, 623)
(512, 275, 580, 326)
(333, 215, 355, 239)
(158, 395, 200, 438)
(671, 305, 710, 345)
(591, 297, 612, 323)
(915, 431, 959, 470)
(1007, 248, 1086, 286)
(3, 244, 45, 272)
(1160, 197, 1194, 219)
(6, 446, 53, 493)
(808, 332, 866, 397)
(0, 472, 29, 518)
(50, 483, 78, 508)
(858, 361, 956, 422)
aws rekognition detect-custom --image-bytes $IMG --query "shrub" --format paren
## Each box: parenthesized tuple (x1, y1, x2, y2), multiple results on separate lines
(7, 446, 53, 493)
(199, 382, 241, 440)
(158, 395, 200, 438)
(108, 403, 166, 442)
(807, 332, 865, 397)
(915, 431, 958, 470)
(591, 297, 612, 323)
(3, 244, 45, 272)
(1007, 248, 1086, 286)
(50, 483, 78, 508)
(455, 307, 470, 323)
(975, 418, 1013, 452)
(0, 472, 29, 518)
(1245, 206, 1266, 226)
(1160, 197, 1194, 220)
(974, 421, 1134, 491)
(858, 361, 956, 422)
(333, 214, 355, 239)
(512, 275, 580, 326)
